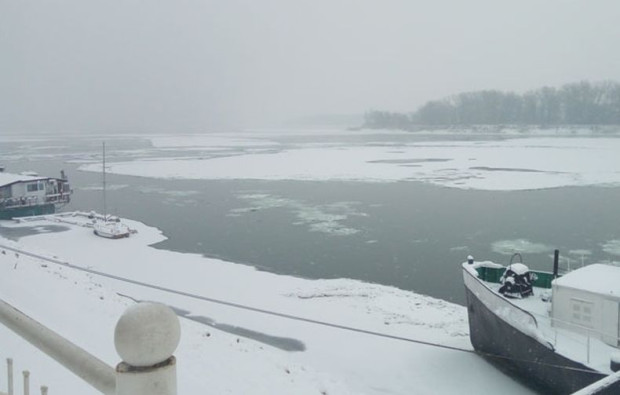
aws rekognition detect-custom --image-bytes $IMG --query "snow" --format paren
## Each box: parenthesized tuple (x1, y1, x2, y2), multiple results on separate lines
(150, 135, 280, 149)
(491, 239, 553, 255)
(601, 240, 620, 256)
(77, 135, 620, 191)
(0, 172, 48, 187)
(229, 193, 365, 236)
(506, 263, 530, 275)
(464, 260, 504, 276)
(553, 263, 620, 296)
(0, 215, 534, 394)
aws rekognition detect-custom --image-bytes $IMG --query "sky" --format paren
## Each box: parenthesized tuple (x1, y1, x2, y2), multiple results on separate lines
(1, 0, 620, 132)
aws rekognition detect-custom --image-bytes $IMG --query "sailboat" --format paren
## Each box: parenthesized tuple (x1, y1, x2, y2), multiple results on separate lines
(93, 142, 130, 239)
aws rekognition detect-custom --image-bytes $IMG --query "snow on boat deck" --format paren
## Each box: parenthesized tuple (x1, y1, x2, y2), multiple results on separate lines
(483, 278, 618, 374)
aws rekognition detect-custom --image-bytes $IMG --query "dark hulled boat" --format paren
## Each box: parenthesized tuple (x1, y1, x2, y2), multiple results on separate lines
(463, 253, 620, 394)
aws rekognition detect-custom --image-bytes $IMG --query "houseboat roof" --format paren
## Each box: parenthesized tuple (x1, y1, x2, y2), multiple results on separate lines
(554, 263, 620, 296)
(0, 172, 49, 187)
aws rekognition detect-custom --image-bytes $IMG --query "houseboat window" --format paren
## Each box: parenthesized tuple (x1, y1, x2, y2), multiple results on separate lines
(26, 182, 45, 192)
(570, 299, 593, 327)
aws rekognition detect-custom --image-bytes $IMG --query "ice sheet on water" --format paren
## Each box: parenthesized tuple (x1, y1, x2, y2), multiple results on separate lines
(601, 240, 620, 256)
(491, 239, 553, 255)
(139, 186, 201, 198)
(76, 135, 620, 191)
(151, 135, 280, 148)
(78, 184, 129, 191)
(229, 193, 365, 236)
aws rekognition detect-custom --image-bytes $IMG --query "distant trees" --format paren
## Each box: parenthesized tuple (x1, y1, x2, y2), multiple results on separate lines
(362, 111, 413, 130)
(364, 81, 620, 129)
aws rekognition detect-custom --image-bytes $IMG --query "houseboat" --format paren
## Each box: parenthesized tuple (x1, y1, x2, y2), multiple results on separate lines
(0, 170, 72, 220)
(463, 252, 620, 394)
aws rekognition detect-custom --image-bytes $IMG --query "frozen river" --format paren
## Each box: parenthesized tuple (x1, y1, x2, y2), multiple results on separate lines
(2, 130, 620, 305)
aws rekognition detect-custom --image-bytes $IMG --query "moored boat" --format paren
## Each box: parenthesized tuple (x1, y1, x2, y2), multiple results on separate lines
(0, 170, 71, 220)
(463, 252, 620, 394)
(93, 217, 131, 239)
(92, 143, 131, 239)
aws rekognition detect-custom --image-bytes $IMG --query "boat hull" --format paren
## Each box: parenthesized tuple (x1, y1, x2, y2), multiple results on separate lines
(93, 222, 130, 239)
(0, 204, 56, 220)
(464, 268, 618, 394)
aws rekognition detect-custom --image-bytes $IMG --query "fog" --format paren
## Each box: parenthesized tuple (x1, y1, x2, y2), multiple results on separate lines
(1, 0, 619, 132)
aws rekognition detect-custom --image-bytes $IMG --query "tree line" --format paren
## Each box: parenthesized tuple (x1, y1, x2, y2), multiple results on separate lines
(364, 81, 620, 129)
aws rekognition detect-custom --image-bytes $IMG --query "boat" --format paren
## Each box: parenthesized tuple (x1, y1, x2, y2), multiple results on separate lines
(463, 251, 620, 394)
(93, 216, 131, 239)
(0, 169, 72, 220)
(92, 143, 130, 239)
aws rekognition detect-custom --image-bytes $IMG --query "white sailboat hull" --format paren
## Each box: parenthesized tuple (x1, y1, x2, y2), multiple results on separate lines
(93, 221, 130, 239)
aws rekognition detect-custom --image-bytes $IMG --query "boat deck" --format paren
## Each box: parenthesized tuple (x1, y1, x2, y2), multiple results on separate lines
(484, 281, 618, 374)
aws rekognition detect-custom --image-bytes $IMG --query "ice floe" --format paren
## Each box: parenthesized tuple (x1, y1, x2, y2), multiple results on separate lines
(77, 135, 620, 191)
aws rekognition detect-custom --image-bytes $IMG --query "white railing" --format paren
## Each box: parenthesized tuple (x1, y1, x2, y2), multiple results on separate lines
(528, 310, 620, 368)
(1, 358, 49, 395)
(0, 299, 180, 395)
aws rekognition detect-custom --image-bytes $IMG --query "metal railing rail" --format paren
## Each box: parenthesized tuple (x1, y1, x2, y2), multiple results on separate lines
(0, 299, 179, 395)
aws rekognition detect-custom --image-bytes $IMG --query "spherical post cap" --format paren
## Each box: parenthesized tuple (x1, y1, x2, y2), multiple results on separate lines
(114, 302, 181, 367)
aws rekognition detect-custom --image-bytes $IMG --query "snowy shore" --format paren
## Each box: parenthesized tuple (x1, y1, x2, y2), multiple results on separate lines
(0, 215, 533, 394)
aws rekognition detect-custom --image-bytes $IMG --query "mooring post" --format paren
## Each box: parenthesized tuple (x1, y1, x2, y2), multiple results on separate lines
(7, 358, 13, 395)
(114, 303, 180, 395)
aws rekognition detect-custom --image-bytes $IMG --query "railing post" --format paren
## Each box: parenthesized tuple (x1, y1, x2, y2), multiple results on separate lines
(114, 303, 180, 395)
(22, 371, 29, 395)
(587, 330, 591, 364)
(7, 358, 13, 395)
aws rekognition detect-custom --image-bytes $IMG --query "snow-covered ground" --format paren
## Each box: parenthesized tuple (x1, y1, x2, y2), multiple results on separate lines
(78, 134, 620, 191)
(0, 215, 533, 394)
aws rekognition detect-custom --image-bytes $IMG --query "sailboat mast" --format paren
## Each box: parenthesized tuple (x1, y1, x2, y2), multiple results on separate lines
(103, 142, 107, 222)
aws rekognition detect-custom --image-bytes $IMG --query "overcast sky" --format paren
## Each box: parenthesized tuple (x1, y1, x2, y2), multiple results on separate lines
(1, 0, 620, 132)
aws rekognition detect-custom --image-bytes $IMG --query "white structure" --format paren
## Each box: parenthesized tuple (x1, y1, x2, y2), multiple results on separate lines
(552, 264, 620, 347)
(0, 299, 179, 395)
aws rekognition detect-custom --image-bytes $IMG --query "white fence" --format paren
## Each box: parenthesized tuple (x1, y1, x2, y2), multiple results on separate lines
(0, 299, 179, 395)
(0, 359, 48, 395)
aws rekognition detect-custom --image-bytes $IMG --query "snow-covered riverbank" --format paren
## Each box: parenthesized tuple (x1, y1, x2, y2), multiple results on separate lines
(0, 214, 532, 394)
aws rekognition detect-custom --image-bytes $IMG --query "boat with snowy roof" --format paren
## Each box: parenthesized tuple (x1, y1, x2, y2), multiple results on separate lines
(0, 169, 72, 220)
(463, 251, 620, 394)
